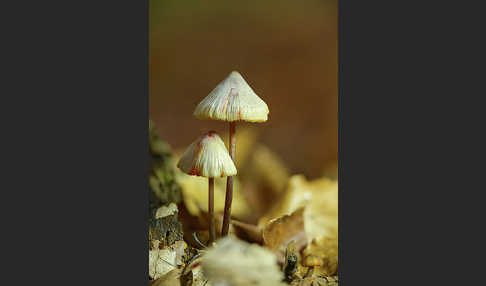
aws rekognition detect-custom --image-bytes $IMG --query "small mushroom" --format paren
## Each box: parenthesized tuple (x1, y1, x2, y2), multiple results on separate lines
(194, 71, 269, 236)
(177, 131, 237, 244)
(303, 255, 323, 278)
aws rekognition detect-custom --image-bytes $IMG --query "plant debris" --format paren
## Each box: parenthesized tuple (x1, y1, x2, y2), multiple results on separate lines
(149, 120, 182, 209)
(262, 208, 307, 263)
(149, 240, 186, 280)
(148, 123, 338, 286)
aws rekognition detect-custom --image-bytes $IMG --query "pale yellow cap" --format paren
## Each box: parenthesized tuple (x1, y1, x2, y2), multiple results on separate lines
(177, 131, 237, 178)
(194, 71, 269, 122)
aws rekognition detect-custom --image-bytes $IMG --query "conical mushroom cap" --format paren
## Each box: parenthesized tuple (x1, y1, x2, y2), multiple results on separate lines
(194, 71, 269, 122)
(177, 131, 237, 178)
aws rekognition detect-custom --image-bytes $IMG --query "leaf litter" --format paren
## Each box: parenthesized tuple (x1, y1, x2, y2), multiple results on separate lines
(149, 123, 338, 285)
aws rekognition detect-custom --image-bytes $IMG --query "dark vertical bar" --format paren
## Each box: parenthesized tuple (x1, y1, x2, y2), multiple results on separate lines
(208, 177, 215, 243)
(222, 121, 236, 236)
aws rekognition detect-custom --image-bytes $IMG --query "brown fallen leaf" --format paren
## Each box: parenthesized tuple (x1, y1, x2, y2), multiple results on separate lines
(262, 207, 307, 263)
(301, 236, 338, 276)
(230, 218, 263, 243)
(259, 175, 338, 242)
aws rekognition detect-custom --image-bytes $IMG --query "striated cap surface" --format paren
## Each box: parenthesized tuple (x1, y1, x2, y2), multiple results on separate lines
(194, 71, 269, 122)
(177, 131, 237, 178)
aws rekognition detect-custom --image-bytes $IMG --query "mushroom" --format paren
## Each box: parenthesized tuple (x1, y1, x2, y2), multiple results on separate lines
(303, 255, 323, 278)
(194, 71, 269, 236)
(177, 131, 237, 244)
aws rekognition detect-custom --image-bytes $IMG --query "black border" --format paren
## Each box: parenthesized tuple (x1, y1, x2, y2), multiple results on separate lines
(4, 0, 149, 284)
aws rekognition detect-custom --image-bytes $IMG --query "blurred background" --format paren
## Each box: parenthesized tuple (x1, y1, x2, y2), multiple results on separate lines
(150, 0, 337, 179)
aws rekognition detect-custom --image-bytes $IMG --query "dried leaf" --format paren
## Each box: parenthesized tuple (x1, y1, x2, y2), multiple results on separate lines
(230, 218, 263, 243)
(155, 203, 178, 219)
(262, 208, 307, 262)
(259, 175, 338, 242)
(302, 236, 338, 276)
(149, 248, 177, 280)
(149, 240, 186, 280)
(152, 269, 182, 286)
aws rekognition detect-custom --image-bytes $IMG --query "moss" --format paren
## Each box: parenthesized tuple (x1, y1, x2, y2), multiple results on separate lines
(148, 120, 184, 247)
(149, 120, 182, 209)
(149, 210, 184, 246)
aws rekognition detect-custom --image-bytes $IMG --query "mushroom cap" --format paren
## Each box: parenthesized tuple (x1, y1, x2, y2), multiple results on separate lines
(193, 71, 269, 122)
(177, 131, 237, 178)
(303, 255, 323, 267)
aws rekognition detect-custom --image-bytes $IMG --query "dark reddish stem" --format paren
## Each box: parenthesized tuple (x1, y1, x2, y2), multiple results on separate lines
(222, 121, 236, 236)
(208, 177, 216, 244)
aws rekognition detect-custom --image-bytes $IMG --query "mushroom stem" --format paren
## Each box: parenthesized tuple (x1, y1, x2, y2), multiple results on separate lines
(221, 121, 236, 236)
(208, 177, 216, 244)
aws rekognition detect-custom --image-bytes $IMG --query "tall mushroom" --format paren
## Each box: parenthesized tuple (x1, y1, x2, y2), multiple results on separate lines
(177, 131, 237, 244)
(194, 71, 269, 236)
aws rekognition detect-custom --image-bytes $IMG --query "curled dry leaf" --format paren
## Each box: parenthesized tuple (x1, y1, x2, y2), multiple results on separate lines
(257, 175, 338, 277)
(303, 181, 338, 241)
(151, 269, 182, 286)
(201, 236, 286, 286)
(155, 202, 178, 219)
(229, 217, 263, 243)
(149, 240, 187, 280)
(149, 248, 177, 280)
(302, 236, 338, 276)
(262, 208, 307, 263)
(259, 175, 338, 242)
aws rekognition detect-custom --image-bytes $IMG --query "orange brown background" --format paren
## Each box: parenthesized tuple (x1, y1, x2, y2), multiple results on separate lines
(150, 0, 337, 179)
